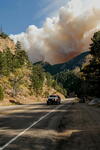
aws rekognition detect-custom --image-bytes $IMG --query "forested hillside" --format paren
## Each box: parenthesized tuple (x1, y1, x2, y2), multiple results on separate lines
(35, 51, 90, 75)
(0, 33, 66, 105)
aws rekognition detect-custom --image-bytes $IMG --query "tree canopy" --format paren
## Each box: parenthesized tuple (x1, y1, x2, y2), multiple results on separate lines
(81, 31, 100, 97)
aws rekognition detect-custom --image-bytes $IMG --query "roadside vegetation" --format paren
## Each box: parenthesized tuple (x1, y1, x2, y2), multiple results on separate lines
(0, 33, 66, 103)
(56, 70, 81, 96)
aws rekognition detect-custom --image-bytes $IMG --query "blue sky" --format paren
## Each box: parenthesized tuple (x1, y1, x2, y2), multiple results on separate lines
(0, 0, 68, 34)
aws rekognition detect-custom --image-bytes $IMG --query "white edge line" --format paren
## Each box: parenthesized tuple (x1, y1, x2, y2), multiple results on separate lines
(0, 102, 72, 150)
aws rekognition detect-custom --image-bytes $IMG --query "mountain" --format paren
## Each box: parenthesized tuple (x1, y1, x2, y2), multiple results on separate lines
(35, 51, 90, 75)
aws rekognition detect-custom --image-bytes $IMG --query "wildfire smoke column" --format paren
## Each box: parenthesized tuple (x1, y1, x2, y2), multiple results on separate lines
(10, 0, 100, 64)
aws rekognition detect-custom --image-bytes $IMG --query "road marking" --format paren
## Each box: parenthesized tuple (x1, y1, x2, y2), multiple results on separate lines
(0, 102, 72, 150)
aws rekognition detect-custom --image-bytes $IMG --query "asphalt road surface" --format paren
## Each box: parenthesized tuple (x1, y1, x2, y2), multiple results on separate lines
(0, 98, 100, 150)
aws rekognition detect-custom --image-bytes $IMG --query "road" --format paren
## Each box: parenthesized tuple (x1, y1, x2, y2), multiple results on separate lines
(0, 98, 100, 150)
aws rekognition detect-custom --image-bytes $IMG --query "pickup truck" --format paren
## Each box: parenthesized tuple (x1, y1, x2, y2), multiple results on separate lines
(47, 95, 61, 105)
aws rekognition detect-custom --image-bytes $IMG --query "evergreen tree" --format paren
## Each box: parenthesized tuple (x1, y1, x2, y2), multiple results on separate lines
(81, 31, 100, 97)
(16, 41, 22, 50)
(0, 50, 9, 76)
(14, 41, 29, 68)
(0, 85, 4, 101)
(56, 71, 81, 95)
(31, 65, 44, 94)
(90, 31, 100, 58)
(0, 48, 13, 76)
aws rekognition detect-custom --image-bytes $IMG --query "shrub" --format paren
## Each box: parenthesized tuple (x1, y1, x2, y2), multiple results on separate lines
(43, 91, 49, 98)
(0, 85, 4, 101)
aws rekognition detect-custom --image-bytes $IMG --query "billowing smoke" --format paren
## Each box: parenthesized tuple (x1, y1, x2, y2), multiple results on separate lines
(10, 0, 100, 64)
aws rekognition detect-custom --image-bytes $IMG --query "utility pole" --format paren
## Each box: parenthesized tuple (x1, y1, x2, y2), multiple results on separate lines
(0, 25, 3, 34)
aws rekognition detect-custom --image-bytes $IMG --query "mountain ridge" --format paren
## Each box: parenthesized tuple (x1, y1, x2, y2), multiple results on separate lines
(34, 51, 90, 75)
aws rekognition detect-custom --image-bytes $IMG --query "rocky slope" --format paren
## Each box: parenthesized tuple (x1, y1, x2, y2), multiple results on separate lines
(0, 35, 15, 52)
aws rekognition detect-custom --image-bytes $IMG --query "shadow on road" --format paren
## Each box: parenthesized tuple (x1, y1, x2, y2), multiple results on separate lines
(0, 103, 100, 150)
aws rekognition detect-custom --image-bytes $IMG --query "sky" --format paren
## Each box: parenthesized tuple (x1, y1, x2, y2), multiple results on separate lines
(1, 0, 100, 64)
(0, 0, 68, 34)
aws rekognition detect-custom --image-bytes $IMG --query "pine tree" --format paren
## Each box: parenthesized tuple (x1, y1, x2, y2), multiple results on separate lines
(31, 65, 44, 94)
(81, 31, 100, 97)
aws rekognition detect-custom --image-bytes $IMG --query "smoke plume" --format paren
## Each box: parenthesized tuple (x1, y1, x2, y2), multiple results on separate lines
(10, 0, 100, 64)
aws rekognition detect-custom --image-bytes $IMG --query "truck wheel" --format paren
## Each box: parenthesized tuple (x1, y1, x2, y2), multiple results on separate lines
(47, 102, 49, 105)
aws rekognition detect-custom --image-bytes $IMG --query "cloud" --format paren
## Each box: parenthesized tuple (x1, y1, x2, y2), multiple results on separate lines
(10, 0, 100, 64)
